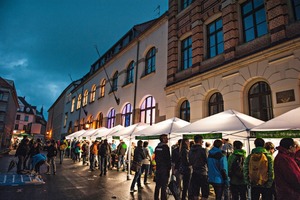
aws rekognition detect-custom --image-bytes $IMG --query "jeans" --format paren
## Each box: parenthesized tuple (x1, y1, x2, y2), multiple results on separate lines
(47, 157, 56, 174)
(211, 183, 225, 200)
(130, 167, 142, 190)
(59, 150, 65, 164)
(180, 168, 191, 200)
(154, 170, 170, 200)
(118, 155, 125, 170)
(100, 155, 107, 175)
(17, 155, 25, 173)
(90, 154, 97, 170)
(141, 164, 150, 183)
(230, 184, 247, 200)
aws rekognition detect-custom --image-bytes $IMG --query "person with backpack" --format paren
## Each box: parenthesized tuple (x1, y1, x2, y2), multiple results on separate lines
(45, 140, 58, 175)
(116, 140, 127, 172)
(59, 137, 68, 164)
(207, 139, 229, 200)
(228, 140, 247, 200)
(171, 139, 182, 192)
(189, 135, 209, 200)
(99, 139, 111, 176)
(243, 138, 274, 200)
(274, 138, 300, 200)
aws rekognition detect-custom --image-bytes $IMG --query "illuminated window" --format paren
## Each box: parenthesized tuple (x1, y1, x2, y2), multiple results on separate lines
(248, 81, 273, 121)
(107, 108, 116, 128)
(140, 96, 156, 125)
(122, 103, 132, 127)
(90, 85, 96, 102)
(209, 92, 224, 116)
(145, 47, 156, 75)
(77, 94, 82, 109)
(71, 98, 75, 112)
(96, 112, 103, 128)
(180, 100, 190, 122)
(100, 79, 106, 98)
(64, 113, 68, 127)
(83, 90, 88, 106)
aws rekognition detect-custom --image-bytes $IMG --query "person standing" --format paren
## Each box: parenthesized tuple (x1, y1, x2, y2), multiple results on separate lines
(130, 140, 146, 192)
(189, 135, 209, 200)
(59, 137, 68, 164)
(90, 140, 99, 171)
(243, 138, 274, 200)
(116, 140, 127, 171)
(99, 139, 111, 176)
(274, 138, 300, 200)
(265, 141, 277, 200)
(207, 139, 229, 200)
(154, 134, 171, 200)
(15, 138, 30, 174)
(46, 140, 58, 175)
(141, 141, 151, 185)
(228, 140, 247, 200)
(171, 139, 182, 192)
(179, 138, 192, 200)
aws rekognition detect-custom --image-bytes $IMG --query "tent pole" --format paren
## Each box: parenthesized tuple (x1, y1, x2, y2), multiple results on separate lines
(127, 136, 132, 180)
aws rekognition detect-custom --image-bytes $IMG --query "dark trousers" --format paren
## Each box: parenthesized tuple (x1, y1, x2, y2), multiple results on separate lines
(211, 183, 225, 200)
(154, 170, 170, 200)
(130, 167, 142, 190)
(141, 164, 150, 183)
(189, 173, 209, 198)
(100, 156, 107, 174)
(180, 169, 191, 200)
(230, 184, 247, 200)
(35, 160, 45, 174)
(17, 155, 25, 173)
(251, 187, 272, 200)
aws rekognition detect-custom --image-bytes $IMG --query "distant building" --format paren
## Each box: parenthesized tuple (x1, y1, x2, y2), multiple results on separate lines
(14, 97, 47, 141)
(0, 77, 19, 149)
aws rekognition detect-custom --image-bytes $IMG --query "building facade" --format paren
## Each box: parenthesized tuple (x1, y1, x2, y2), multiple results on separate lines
(165, 0, 300, 122)
(0, 77, 19, 149)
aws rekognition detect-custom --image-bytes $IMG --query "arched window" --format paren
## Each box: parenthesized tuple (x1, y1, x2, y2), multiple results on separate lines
(96, 112, 103, 128)
(107, 108, 116, 128)
(145, 47, 156, 75)
(112, 71, 118, 92)
(126, 61, 134, 84)
(122, 103, 132, 127)
(83, 90, 88, 106)
(100, 79, 106, 98)
(248, 81, 273, 121)
(90, 85, 96, 102)
(180, 100, 190, 122)
(76, 94, 82, 109)
(209, 92, 224, 116)
(140, 96, 156, 125)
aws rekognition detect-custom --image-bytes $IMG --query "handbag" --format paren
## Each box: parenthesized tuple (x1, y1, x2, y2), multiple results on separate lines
(130, 160, 142, 172)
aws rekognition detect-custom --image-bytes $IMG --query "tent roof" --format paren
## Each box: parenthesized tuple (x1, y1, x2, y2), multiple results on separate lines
(66, 129, 86, 140)
(252, 107, 300, 131)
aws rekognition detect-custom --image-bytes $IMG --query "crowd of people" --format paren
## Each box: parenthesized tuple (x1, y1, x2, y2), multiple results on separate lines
(13, 134, 300, 200)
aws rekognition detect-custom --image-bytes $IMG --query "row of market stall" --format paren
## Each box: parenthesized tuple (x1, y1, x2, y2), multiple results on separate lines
(66, 108, 300, 155)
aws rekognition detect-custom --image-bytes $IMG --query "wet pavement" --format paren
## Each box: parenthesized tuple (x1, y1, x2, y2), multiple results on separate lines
(0, 150, 215, 200)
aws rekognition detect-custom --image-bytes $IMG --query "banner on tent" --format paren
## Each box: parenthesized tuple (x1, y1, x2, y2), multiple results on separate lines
(112, 136, 120, 140)
(135, 135, 160, 140)
(96, 137, 102, 140)
(183, 133, 222, 140)
(250, 130, 300, 138)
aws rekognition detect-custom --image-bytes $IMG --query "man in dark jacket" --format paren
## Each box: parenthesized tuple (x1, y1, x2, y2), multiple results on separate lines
(15, 138, 30, 174)
(154, 134, 171, 200)
(99, 139, 111, 176)
(46, 140, 57, 175)
(189, 135, 209, 200)
(130, 140, 146, 192)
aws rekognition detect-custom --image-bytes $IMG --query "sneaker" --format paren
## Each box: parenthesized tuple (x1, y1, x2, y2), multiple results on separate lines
(122, 169, 126, 172)
(45, 172, 51, 175)
(144, 182, 151, 185)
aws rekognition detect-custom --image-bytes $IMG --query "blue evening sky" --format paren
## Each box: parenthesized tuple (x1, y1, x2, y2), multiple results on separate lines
(0, 0, 168, 120)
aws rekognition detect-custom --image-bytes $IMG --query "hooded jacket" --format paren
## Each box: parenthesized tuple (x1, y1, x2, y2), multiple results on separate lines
(189, 144, 208, 175)
(243, 146, 274, 188)
(155, 142, 171, 173)
(274, 146, 300, 200)
(207, 147, 229, 185)
(228, 148, 246, 185)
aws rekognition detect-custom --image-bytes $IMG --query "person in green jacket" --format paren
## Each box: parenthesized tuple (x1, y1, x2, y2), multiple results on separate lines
(243, 138, 274, 200)
(228, 140, 247, 200)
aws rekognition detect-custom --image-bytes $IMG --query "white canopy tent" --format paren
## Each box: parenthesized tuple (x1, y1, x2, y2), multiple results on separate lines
(79, 128, 101, 140)
(91, 125, 124, 141)
(174, 109, 264, 153)
(107, 123, 150, 141)
(65, 129, 86, 140)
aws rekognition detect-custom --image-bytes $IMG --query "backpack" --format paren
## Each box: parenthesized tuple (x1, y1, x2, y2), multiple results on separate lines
(248, 153, 268, 185)
(229, 154, 244, 178)
(59, 144, 67, 151)
(99, 143, 108, 156)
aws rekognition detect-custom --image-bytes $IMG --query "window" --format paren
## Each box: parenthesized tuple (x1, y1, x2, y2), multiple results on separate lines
(126, 61, 134, 84)
(112, 71, 118, 92)
(122, 103, 133, 127)
(208, 18, 224, 58)
(181, 36, 192, 70)
(96, 112, 103, 128)
(0, 92, 3, 100)
(64, 113, 68, 127)
(242, 0, 268, 42)
(77, 94, 82, 109)
(107, 109, 116, 128)
(14, 124, 19, 130)
(24, 116, 29, 122)
(180, 100, 190, 122)
(209, 92, 224, 116)
(181, 0, 193, 10)
(83, 90, 88, 106)
(100, 79, 106, 98)
(248, 81, 273, 121)
(145, 47, 156, 75)
(292, 0, 300, 21)
(16, 114, 20, 120)
(90, 85, 96, 102)
(71, 97, 75, 112)
(140, 96, 156, 125)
